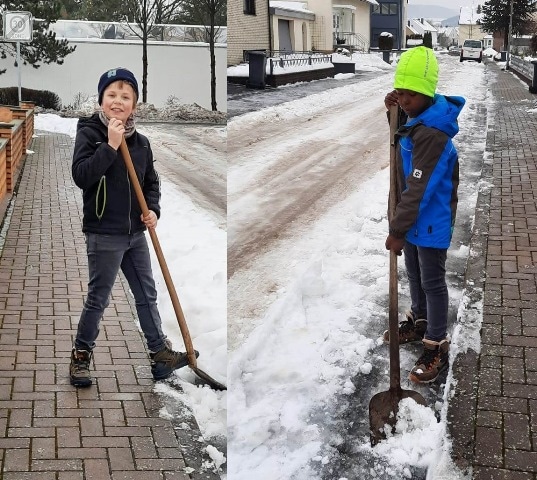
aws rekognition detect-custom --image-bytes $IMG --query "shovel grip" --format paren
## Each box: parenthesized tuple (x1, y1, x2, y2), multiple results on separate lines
(388, 105, 401, 390)
(119, 138, 198, 367)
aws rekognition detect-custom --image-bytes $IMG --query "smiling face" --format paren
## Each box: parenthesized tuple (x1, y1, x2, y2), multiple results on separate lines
(101, 80, 137, 124)
(395, 89, 433, 118)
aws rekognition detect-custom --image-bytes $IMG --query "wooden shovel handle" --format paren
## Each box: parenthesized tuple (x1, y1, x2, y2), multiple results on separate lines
(388, 105, 401, 391)
(119, 138, 198, 367)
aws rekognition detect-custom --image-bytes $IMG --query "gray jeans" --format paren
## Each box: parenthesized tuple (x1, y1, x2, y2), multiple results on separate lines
(403, 242, 448, 341)
(75, 231, 167, 353)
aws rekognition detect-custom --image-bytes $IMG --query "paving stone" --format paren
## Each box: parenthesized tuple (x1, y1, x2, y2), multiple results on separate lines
(0, 132, 221, 479)
(448, 62, 537, 479)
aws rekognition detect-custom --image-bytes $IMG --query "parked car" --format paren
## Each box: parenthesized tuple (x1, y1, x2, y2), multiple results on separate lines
(448, 46, 461, 56)
(460, 39, 483, 63)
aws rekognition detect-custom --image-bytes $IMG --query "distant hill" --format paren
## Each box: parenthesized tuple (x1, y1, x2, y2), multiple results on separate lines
(441, 15, 460, 27)
(407, 4, 459, 22)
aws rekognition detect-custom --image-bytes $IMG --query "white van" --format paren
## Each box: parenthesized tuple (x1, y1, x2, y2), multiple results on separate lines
(460, 39, 483, 63)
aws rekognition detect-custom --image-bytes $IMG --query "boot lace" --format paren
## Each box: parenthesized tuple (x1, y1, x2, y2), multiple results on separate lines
(73, 352, 91, 372)
(416, 347, 439, 369)
(153, 346, 184, 365)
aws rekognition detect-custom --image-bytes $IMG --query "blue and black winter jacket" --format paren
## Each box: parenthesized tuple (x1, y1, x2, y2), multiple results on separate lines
(390, 94, 466, 249)
(72, 113, 161, 235)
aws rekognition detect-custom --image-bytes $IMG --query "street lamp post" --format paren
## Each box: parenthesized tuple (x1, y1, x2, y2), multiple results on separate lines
(506, 0, 514, 69)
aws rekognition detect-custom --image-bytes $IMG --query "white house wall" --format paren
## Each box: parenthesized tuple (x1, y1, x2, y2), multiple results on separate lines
(354, 1, 372, 48)
(459, 24, 485, 45)
(307, 0, 334, 51)
(0, 39, 227, 112)
(304, 0, 374, 52)
(271, 15, 312, 51)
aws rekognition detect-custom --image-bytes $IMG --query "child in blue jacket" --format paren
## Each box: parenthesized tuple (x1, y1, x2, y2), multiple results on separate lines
(383, 47, 465, 383)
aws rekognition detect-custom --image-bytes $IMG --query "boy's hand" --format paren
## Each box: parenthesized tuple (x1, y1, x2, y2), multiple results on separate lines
(385, 234, 404, 256)
(107, 117, 125, 150)
(384, 90, 399, 110)
(141, 210, 158, 229)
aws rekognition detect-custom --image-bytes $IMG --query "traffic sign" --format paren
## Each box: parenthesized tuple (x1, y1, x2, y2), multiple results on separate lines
(3, 11, 33, 43)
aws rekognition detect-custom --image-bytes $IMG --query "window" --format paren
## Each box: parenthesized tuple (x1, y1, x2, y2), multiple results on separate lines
(244, 0, 256, 15)
(372, 3, 398, 15)
(333, 14, 340, 30)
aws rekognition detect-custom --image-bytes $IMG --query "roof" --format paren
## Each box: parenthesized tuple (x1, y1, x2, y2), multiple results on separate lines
(410, 18, 438, 33)
(270, 1, 314, 14)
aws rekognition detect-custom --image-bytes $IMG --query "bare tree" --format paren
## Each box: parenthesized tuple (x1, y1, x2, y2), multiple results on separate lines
(174, 0, 226, 111)
(122, 0, 184, 103)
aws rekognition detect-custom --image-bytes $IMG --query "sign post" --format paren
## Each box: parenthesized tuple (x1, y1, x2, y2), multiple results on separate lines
(2, 11, 34, 103)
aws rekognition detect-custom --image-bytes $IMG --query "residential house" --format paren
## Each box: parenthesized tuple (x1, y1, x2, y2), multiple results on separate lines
(228, 0, 270, 66)
(330, 0, 378, 51)
(436, 26, 459, 48)
(270, 2, 316, 52)
(458, 6, 485, 46)
(370, 0, 407, 50)
(408, 18, 438, 46)
(227, 0, 378, 66)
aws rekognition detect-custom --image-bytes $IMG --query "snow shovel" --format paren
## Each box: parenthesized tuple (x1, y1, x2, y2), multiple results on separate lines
(119, 138, 226, 391)
(368, 105, 426, 446)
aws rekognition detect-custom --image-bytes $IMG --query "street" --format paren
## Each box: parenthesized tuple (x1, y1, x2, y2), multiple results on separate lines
(138, 123, 227, 228)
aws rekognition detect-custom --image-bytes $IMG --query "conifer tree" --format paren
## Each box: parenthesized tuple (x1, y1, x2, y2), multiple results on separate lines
(479, 0, 537, 49)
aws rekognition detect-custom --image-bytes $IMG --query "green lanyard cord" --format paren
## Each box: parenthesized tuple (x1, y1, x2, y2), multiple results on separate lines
(95, 176, 107, 220)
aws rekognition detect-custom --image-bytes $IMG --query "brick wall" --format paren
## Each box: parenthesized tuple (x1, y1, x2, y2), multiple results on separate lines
(228, 0, 270, 66)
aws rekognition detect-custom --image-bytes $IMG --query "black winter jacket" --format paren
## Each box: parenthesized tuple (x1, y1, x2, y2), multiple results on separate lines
(72, 114, 161, 234)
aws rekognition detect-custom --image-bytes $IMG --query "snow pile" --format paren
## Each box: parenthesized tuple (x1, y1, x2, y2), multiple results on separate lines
(483, 47, 498, 58)
(361, 398, 442, 477)
(36, 94, 225, 124)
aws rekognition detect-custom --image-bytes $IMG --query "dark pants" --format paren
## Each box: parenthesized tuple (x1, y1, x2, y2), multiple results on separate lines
(403, 242, 448, 341)
(75, 231, 167, 352)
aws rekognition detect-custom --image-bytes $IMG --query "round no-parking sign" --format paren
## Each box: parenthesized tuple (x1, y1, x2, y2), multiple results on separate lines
(3, 11, 33, 42)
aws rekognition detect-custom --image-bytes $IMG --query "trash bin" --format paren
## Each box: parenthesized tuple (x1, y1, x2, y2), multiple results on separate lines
(500, 51, 507, 61)
(247, 51, 267, 89)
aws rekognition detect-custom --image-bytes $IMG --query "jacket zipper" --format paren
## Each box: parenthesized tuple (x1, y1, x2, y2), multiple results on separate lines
(127, 171, 132, 234)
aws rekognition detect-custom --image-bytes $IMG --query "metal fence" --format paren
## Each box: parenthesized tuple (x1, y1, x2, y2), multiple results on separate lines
(508, 55, 537, 93)
(268, 54, 331, 75)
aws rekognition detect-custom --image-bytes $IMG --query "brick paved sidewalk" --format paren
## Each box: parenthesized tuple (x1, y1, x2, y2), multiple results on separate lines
(448, 63, 537, 479)
(0, 131, 220, 479)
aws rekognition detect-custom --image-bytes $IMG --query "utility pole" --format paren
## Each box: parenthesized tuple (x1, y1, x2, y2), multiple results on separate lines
(506, 0, 514, 69)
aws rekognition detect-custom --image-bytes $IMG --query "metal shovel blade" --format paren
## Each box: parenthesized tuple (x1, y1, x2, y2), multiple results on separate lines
(369, 387, 427, 446)
(192, 366, 227, 391)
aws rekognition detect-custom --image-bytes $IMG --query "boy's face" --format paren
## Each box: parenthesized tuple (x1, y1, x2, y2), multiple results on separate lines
(395, 89, 433, 118)
(101, 80, 136, 124)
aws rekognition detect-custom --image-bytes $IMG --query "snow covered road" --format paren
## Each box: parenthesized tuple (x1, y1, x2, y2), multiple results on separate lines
(138, 123, 227, 228)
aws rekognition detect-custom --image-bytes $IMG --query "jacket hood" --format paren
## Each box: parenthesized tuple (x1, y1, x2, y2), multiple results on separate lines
(406, 94, 465, 138)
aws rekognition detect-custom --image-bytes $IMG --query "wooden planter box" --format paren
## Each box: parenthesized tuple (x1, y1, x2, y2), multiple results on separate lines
(0, 120, 25, 192)
(9, 106, 34, 152)
(0, 139, 7, 200)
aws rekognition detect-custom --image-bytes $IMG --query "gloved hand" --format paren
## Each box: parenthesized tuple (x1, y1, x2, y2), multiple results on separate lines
(385, 234, 405, 256)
